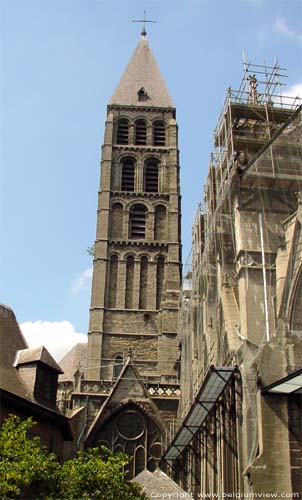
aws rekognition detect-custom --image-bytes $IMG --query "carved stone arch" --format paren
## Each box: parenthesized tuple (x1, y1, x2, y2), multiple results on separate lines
(137, 251, 149, 260)
(96, 399, 166, 435)
(118, 151, 137, 162)
(108, 250, 121, 259)
(289, 266, 302, 331)
(134, 115, 151, 126)
(94, 399, 167, 479)
(125, 199, 151, 211)
(122, 250, 136, 261)
(152, 200, 169, 209)
(151, 116, 166, 125)
(110, 197, 126, 208)
(154, 252, 167, 262)
(141, 151, 161, 163)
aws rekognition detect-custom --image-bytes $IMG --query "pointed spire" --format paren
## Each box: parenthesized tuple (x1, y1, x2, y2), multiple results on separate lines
(109, 37, 174, 108)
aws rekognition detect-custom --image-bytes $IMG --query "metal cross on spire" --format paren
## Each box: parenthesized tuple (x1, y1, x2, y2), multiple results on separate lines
(132, 10, 156, 37)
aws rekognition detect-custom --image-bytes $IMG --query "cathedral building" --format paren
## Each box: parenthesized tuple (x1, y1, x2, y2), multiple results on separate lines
(164, 64, 302, 498)
(56, 31, 302, 497)
(58, 31, 182, 477)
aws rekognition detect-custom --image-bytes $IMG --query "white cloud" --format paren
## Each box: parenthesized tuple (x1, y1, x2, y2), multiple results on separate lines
(286, 83, 302, 99)
(20, 320, 87, 362)
(273, 82, 302, 107)
(275, 17, 302, 44)
(71, 267, 93, 294)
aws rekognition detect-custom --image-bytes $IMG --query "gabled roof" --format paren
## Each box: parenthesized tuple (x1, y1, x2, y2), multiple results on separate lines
(86, 358, 165, 442)
(0, 304, 30, 400)
(132, 469, 192, 499)
(109, 36, 174, 108)
(0, 304, 69, 424)
(15, 346, 63, 373)
(58, 343, 87, 382)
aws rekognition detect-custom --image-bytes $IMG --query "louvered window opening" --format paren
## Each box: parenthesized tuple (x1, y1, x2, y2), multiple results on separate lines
(145, 162, 159, 192)
(130, 205, 147, 239)
(135, 120, 147, 145)
(117, 120, 129, 145)
(153, 121, 165, 146)
(121, 160, 135, 191)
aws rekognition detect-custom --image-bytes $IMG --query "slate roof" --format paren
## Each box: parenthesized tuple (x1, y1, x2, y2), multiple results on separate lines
(109, 36, 174, 108)
(15, 346, 63, 373)
(58, 343, 87, 382)
(0, 304, 31, 400)
(0, 304, 67, 418)
(132, 469, 193, 499)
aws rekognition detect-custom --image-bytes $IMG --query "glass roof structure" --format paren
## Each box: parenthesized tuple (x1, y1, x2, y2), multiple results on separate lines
(262, 368, 302, 394)
(163, 366, 236, 461)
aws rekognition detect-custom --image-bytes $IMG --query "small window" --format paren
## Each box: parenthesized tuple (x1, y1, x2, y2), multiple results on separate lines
(137, 87, 148, 102)
(153, 121, 165, 146)
(35, 366, 57, 403)
(144, 159, 159, 193)
(130, 204, 147, 239)
(135, 120, 147, 145)
(121, 157, 135, 191)
(117, 119, 129, 144)
(113, 355, 124, 378)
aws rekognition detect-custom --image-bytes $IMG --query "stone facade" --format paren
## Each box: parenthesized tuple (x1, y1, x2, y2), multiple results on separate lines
(165, 75, 302, 498)
(58, 35, 181, 476)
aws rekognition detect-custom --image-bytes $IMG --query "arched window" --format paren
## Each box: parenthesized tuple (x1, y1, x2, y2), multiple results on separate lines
(135, 120, 147, 145)
(116, 119, 129, 145)
(129, 204, 147, 239)
(121, 157, 135, 192)
(113, 355, 124, 378)
(95, 406, 163, 479)
(153, 120, 165, 146)
(144, 159, 159, 193)
(156, 256, 165, 309)
(139, 256, 148, 309)
(125, 256, 134, 309)
(108, 255, 118, 308)
(154, 205, 167, 241)
(111, 203, 123, 240)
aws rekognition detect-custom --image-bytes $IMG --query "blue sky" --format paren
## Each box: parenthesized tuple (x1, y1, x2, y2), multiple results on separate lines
(1, 0, 301, 360)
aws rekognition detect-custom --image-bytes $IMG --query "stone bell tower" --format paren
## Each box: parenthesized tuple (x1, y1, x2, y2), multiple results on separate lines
(72, 32, 182, 476)
(85, 33, 181, 383)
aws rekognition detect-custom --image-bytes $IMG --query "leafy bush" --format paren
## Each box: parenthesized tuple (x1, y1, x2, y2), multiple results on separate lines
(0, 415, 146, 500)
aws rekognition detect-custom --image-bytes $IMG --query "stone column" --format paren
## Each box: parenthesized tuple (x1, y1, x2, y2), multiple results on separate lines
(133, 258, 141, 309)
(148, 261, 157, 310)
(116, 259, 126, 309)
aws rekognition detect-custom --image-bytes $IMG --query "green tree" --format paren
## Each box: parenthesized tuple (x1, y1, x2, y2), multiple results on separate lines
(0, 415, 146, 500)
(0, 414, 58, 499)
(58, 447, 146, 500)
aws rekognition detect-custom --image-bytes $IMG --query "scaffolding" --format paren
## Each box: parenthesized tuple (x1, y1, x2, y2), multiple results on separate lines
(178, 58, 302, 436)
